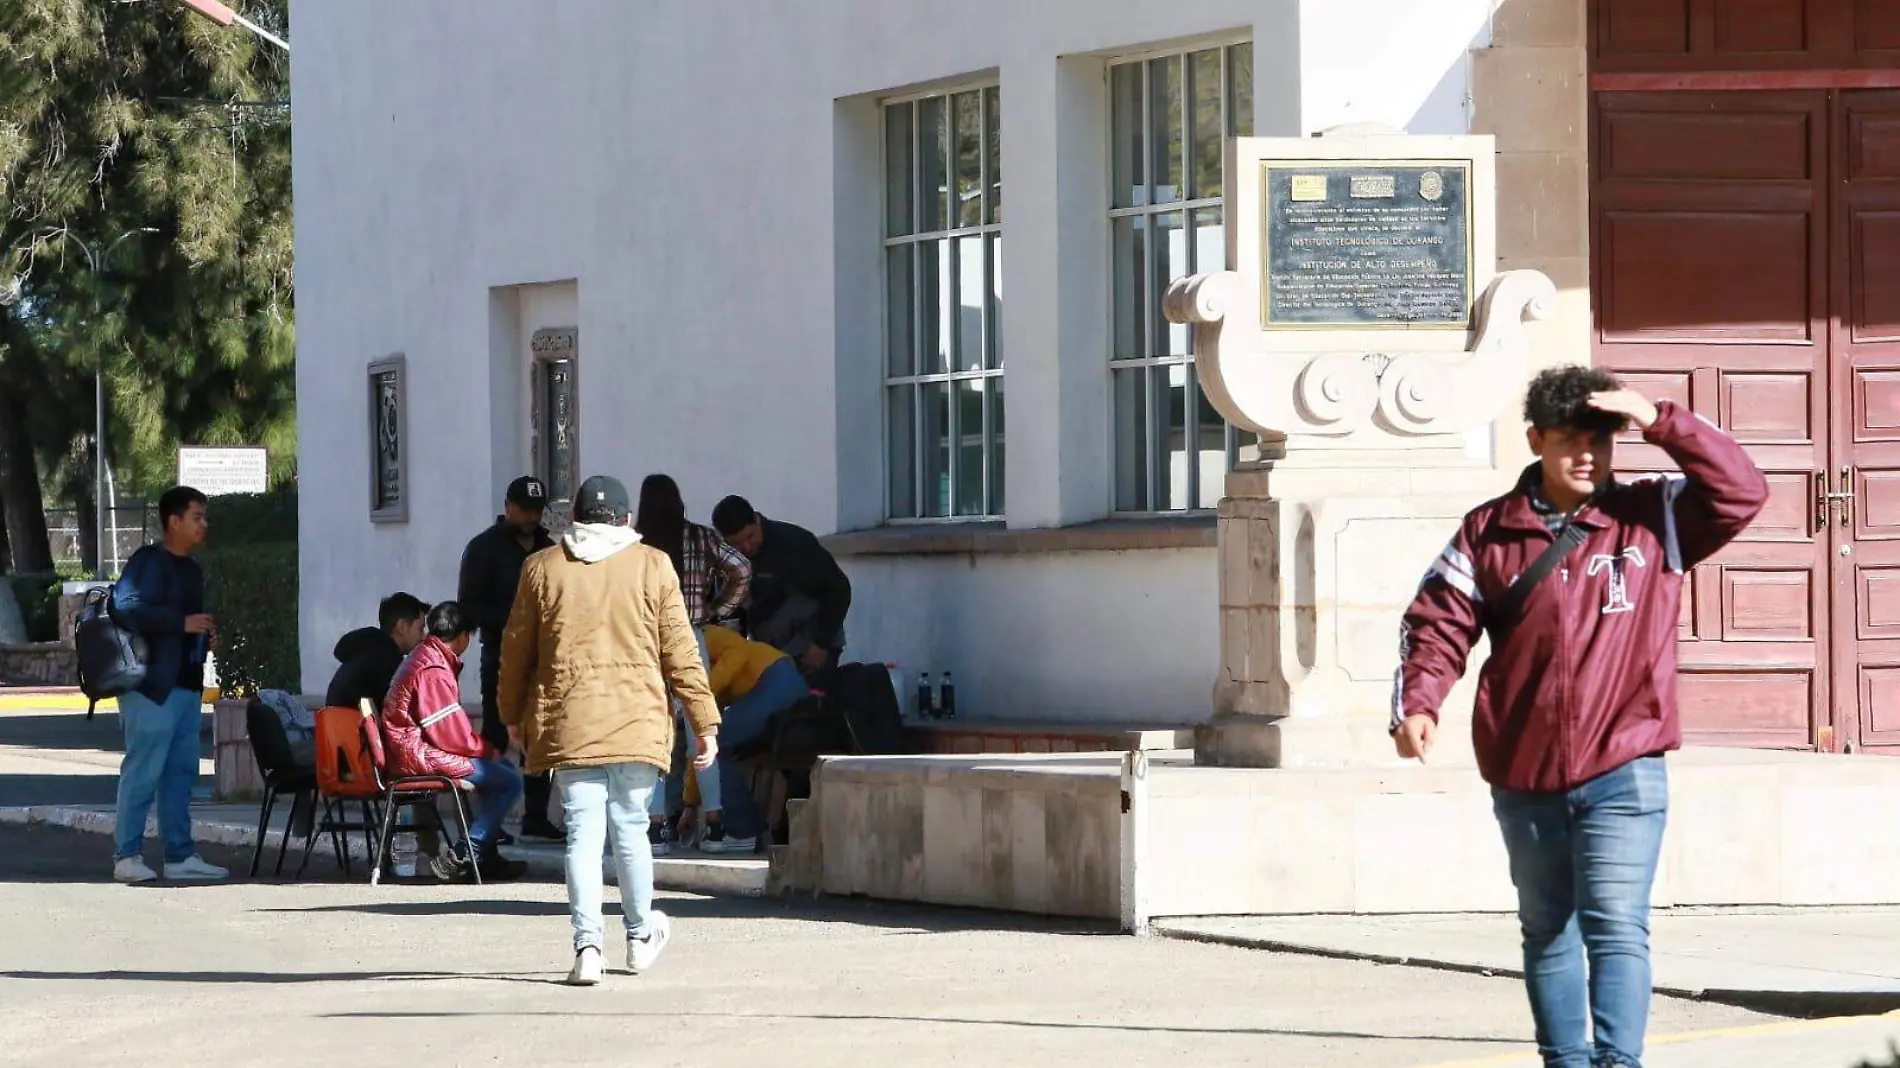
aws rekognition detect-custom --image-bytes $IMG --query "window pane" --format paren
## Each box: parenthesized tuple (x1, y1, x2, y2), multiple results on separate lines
(1148, 54, 1183, 204)
(1228, 43, 1253, 140)
(984, 86, 1002, 224)
(917, 96, 949, 233)
(1111, 62, 1146, 209)
(1151, 210, 1189, 357)
(986, 234, 1003, 369)
(1112, 215, 1147, 361)
(1114, 369, 1149, 511)
(885, 103, 914, 237)
(1156, 365, 1190, 511)
(922, 382, 951, 517)
(888, 386, 915, 517)
(956, 378, 985, 516)
(956, 235, 984, 372)
(886, 245, 914, 377)
(988, 378, 1005, 515)
(1189, 207, 1224, 357)
(1188, 49, 1223, 200)
(918, 239, 951, 375)
(1194, 369, 1228, 509)
(954, 91, 982, 229)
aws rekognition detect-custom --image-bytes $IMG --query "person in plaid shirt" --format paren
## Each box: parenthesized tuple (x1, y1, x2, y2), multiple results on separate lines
(635, 474, 751, 851)
(636, 474, 750, 627)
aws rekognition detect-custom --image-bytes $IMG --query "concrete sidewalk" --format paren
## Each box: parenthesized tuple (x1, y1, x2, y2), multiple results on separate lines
(1159, 911, 1900, 1018)
(0, 800, 770, 897)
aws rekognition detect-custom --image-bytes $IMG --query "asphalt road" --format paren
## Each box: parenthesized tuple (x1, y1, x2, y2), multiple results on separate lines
(0, 822, 1834, 1068)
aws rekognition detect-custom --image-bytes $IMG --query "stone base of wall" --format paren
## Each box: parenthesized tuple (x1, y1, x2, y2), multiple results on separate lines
(0, 643, 78, 687)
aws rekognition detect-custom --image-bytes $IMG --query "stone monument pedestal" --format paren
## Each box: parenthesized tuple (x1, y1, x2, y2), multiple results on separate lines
(1166, 130, 1552, 768)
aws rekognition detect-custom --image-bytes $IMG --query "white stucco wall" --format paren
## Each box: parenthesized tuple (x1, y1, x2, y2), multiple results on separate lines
(291, 0, 1496, 716)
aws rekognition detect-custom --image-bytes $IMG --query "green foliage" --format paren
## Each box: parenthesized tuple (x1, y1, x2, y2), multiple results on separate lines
(0, 0, 295, 538)
(205, 485, 296, 546)
(5, 570, 61, 642)
(201, 540, 296, 698)
(198, 484, 297, 696)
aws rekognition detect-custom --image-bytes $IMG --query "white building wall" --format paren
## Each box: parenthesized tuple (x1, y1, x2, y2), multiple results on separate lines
(291, 0, 1498, 718)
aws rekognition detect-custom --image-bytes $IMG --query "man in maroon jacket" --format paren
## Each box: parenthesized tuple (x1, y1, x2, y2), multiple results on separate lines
(1392, 365, 1767, 1068)
(382, 601, 528, 881)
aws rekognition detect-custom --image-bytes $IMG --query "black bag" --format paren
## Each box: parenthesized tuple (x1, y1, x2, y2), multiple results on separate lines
(74, 584, 148, 718)
(826, 662, 910, 756)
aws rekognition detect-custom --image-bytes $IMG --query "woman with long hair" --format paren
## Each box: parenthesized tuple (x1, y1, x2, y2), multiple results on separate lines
(634, 473, 752, 852)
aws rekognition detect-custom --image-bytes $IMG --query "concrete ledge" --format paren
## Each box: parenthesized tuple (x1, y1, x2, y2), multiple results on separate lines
(823, 516, 1215, 558)
(0, 803, 769, 897)
(912, 719, 1197, 755)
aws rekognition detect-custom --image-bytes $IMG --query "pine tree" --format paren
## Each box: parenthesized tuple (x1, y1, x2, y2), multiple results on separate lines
(0, 0, 293, 574)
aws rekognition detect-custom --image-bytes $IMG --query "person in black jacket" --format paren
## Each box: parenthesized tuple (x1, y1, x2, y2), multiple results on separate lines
(710, 495, 852, 676)
(323, 592, 429, 711)
(458, 476, 562, 841)
(109, 486, 224, 884)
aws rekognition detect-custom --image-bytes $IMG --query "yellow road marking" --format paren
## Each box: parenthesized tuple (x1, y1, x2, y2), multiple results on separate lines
(1410, 1009, 1900, 1068)
(0, 694, 110, 711)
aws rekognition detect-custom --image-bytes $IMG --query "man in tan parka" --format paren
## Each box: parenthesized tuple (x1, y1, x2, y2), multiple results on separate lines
(497, 474, 720, 987)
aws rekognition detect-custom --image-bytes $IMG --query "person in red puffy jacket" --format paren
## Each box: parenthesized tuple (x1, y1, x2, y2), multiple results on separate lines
(1392, 365, 1767, 1068)
(381, 601, 527, 881)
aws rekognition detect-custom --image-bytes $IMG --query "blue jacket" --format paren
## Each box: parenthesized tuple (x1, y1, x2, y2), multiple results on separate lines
(111, 545, 207, 703)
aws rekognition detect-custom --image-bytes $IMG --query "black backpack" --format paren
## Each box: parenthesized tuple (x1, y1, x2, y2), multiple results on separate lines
(824, 662, 911, 755)
(74, 578, 151, 720)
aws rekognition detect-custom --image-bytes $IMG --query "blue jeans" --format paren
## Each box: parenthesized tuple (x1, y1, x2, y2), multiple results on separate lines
(556, 762, 660, 952)
(461, 756, 524, 849)
(714, 658, 809, 839)
(115, 687, 203, 863)
(1492, 755, 1669, 1068)
(655, 626, 716, 820)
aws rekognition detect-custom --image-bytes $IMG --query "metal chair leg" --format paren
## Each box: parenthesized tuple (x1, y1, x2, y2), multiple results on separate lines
(370, 790, 402, 885)
(359, 800, 379, 875)
(249, 784, 277, 878)
(448, 791, 480, 886)
(278, 788, 311, 875)
(294, 792, 327, 878)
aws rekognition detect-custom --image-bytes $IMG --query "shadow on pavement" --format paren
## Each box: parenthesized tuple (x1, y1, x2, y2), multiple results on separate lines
(260, 894, 1122, 937)
(0, 709, 210, 757)
(1, 969, 560, 986)
(318, 1009, 1522, 1045)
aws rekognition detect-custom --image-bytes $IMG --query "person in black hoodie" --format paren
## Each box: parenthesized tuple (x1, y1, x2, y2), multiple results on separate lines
(710, 495, 852, 676)
(458, 475, 562, 841)
(324, 592, 429, 710)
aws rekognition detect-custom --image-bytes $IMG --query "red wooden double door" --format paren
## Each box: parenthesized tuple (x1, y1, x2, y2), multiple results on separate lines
(1594, 87, 1900, 752)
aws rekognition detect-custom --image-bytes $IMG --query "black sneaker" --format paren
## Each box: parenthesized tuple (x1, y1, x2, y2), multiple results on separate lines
(700, 817, 757, 855)
(431, 851, 467, 882)
(493, 828, 516, 846)
(474, 851, 529, 882)
(648, 818, 671, 858)
(520, 817, 567, 843)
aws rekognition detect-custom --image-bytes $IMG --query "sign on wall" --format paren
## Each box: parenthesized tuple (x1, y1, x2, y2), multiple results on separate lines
(1261, 160, 1472, 329)
(177, 446, 270, 497)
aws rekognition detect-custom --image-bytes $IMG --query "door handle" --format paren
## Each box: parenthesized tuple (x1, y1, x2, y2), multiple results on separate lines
(1820, 466, 1855, 529)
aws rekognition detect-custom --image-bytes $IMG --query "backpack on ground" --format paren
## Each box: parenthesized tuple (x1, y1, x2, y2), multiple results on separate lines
(824, 662, 911, 755)
(73, 585, 148, 720)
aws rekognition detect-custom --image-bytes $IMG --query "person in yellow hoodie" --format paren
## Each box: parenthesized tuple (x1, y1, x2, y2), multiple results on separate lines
(680, 623, 811, 854)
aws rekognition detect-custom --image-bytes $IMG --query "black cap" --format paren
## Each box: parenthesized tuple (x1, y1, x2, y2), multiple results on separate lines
(506, 475, 548, 510)
(574, 475, 631, 522)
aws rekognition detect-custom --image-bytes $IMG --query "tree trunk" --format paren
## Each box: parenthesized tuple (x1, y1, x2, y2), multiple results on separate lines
(0, 485, 12, 573)
(74, 483, 98, 578)
(0, 392, 53, 574)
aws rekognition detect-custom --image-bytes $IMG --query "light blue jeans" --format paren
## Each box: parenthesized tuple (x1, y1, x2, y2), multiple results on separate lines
(653, 625, 719, 818)
(556, 762, 661, 952)
(1492, 755, 1669, 1068)
(114, 687, 203, 863)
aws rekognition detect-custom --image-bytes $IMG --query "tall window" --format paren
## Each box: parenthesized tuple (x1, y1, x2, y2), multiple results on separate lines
(1110, 41, 1255, 512)
(884, 86, 1004, 520)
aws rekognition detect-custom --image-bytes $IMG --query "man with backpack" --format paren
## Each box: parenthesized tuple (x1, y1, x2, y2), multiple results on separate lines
(109, 486, 226, 884)
(1391, 366, 1767, 1068)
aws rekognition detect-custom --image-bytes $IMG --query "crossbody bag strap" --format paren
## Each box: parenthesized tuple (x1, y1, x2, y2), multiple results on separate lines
(1487, 522, 1589, 642)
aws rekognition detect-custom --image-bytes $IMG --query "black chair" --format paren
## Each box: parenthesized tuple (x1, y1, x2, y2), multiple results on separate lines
(247, 700, 379, 879)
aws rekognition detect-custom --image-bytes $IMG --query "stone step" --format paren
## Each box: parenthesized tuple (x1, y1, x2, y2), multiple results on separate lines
(910, 719, 1194, 755)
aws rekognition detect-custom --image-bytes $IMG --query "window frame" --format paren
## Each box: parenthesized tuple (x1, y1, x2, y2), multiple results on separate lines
(880, 81, 1005, 524)
(1105, 35, 1256, 517)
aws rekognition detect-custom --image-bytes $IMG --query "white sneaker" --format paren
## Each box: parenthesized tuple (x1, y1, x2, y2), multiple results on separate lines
(628, 910, 672, 974)
(566, 946, 603, 987)
(162, 855, 229, 881)
(113, 857, 158, 884)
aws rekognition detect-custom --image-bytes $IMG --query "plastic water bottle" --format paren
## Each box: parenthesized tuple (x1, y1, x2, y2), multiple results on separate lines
(940, 672, 957, 720)
(391, 813, 418, 879)
(917, 672, 935, 720)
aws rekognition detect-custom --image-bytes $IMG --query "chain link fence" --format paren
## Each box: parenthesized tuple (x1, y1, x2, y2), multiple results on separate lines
(43, 503, 157, 576)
